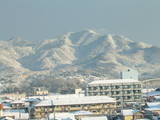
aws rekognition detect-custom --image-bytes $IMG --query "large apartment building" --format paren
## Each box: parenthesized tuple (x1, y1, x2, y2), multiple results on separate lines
(86, 79, 142, 109)
(30, 95, 116, 119)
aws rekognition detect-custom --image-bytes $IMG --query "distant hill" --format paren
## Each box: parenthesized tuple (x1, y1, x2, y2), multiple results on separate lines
(0, 30, 160, 93)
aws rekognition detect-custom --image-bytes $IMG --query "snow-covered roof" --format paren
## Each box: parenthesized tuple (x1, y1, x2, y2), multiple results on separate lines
(88, 79, 140, 85)
(1, 99, 12, 103)
(139, 118, 150, 120)
(3, 105, 11, 109)
(0, 117, 14, 120)
(142, 89, 155, 93)
(27, 94, 85, 100)
(121, 109, 139, 115)
(155, 96, 160, 99)
(145, 102, 160, 111)
(146, 107, 160, 111)
(11, 100, 25, 104)
(49, 112, 108, 120)
(25, 98, 40, 102)
(49, 113, 75, 120)
(3, 111, 29, 119)
(35, 96, 116, 107)
(72, 111, 93, 115)
(81, 116, 108, 120)
(145, 91, 160, 97)
(147, 102, 160, 107)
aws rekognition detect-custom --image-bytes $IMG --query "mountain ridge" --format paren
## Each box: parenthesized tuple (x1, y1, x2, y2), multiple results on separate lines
(0, 30, 159, 93)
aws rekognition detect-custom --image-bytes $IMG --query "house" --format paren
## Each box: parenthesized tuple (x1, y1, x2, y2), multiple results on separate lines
(49, 111, 108, 120)
(2, 110, 29, 120)
(29, 95, 116, 119)
(31, 87, 49, 96)
(0, 116, 14, 120)
(49, 112, 75, 120)
(145, 102, 160, 114)
(75, 114, 108, 120)
(121, 109, 144, 120)
(11, 100, 26, 109)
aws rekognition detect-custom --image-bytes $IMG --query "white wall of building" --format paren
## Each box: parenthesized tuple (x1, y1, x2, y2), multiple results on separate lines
(121, 69, 138, 80)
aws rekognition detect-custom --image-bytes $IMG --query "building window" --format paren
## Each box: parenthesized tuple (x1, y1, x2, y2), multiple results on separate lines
(111, 86, 117, 89)
(116, 96, 121, 100)
(133, 84, 141, 88)
(99, 86, 103, 90)
(127, 85, 131, 89)
(116, 91, 120, 94)
(93, 87, 97, 90)
(127, 96, 132, 99)
(134, 95, 140, 99)
(123, 85, 128, 89)
(105, 86, 109, 89)
(105, 92, 109, 95)
(133, 90, 137, 94)
(71, 105, 81, 107)
(127, 90, 131, 94)
(111, 91, 115, 95)
(88, 87, 92, 90)
(115, 85, 120, 89)
(93, 92, 97, 96)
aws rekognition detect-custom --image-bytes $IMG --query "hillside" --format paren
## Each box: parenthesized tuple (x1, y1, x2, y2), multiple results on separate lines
(0, 30, 159, 93)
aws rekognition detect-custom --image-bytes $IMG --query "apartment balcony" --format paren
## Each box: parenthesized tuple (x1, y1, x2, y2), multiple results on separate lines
(55, 107, 63, 111)
(110, 87, 122, 90)
(89, 106, 102, 110)
(136, 99, 142, 101)
(102, 105, 113, 108)
(35, 109, 43, 112)
(122, 88, 133, 90)
(133, 92, 142, 95)
(70, 107, 82, 111)
(90, 89, 101, 92)
(122, 93, 133, 96)
(111, 94, 120, 97)
(33, 115, 42, 119)
(134, 93, 142, 95)
(100, 89, 111, 92)
(134, 99, 142, 102)
(133, 88, 142, 90)
(124, 99, 135, 102)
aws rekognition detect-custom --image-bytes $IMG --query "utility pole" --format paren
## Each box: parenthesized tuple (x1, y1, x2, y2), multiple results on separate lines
(51, 100, 55, 120)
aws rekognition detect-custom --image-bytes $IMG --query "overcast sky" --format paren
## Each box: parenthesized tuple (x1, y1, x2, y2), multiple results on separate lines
(0, 0, 160, 46)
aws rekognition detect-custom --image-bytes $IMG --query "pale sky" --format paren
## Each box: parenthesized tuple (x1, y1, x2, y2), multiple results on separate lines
(0, 0, 160, 46)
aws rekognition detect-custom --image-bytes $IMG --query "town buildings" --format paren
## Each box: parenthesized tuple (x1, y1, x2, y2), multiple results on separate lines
(2, 69, 160, 119)
(121, 109, 144, 120)
(31, 87, 49, 96)
(11, 100, 26, 110)
(29, 95, 116, 119)
(86, 79, 142, 109)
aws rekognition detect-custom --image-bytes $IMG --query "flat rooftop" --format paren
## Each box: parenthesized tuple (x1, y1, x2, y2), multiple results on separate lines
(35, 95, 116, 107)
(88, 79, 140, 86)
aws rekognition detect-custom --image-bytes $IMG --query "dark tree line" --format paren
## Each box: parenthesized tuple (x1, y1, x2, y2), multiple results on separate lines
(18, 74, 85, 94)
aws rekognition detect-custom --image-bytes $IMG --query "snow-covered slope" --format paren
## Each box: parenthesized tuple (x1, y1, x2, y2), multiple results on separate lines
(0, 30, 160, 92)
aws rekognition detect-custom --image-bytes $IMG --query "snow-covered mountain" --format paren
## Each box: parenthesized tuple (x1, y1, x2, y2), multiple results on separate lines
(0, 30, 160, 92)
